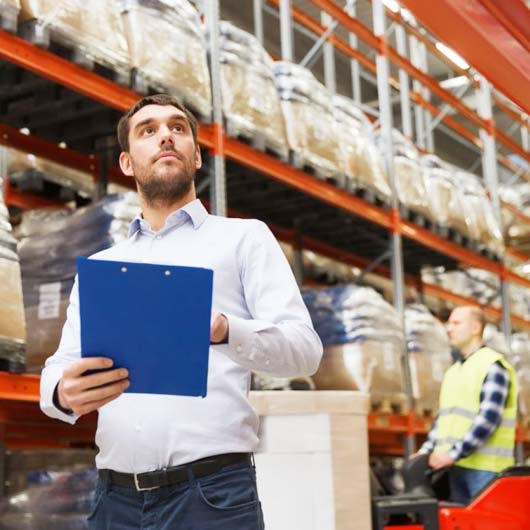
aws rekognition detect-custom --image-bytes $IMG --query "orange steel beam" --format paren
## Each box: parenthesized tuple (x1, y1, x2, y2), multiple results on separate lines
(0, 123, 98, 176)
(506, 246, 529, 263)
(399, 219, 502, 274)
(0, 373, 40, 402)
(502, 201, 530, 227)
(3, 182, 68, 210)
(222, 136, 393, 229)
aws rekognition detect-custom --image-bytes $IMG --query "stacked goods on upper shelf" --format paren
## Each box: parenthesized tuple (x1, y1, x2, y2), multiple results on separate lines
(0, 0, 20, 32)
(0, 174, 26, 372)
(16, 193, 140, 372)
(509, 333, 530, 424)
(273, 62, 343, 184)
(218, 22, 287, 159)
(332, 95, 391, 201)
(8, 148, 94, 198)
(121, 0, 211, 119)
(303, 285, 407, 410)
(405, 304, 451, 415)
(19, 0, 130, 77)
(377, 130, 430, 218)
(500, 182, 530, 251)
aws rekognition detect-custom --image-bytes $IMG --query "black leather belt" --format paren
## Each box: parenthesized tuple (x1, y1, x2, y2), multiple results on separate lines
(98, 453, 251, 492)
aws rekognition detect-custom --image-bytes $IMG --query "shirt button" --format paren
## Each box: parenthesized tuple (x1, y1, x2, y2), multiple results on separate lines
(265, 360, 270, 366)
(134, 425, 141, 432)
(236, 345, 242, 354)
(155, 235, 162, 240)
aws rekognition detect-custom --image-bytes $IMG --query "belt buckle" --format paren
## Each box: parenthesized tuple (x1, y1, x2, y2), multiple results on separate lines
(134, 473, 158, 492)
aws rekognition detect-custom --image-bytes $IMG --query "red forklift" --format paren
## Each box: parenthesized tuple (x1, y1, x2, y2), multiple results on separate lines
(372, 455, 530, 530)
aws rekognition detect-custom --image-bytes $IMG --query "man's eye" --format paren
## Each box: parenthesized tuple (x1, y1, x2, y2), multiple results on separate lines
(143, 127, 154, 135)
(172, 124, 183, 132)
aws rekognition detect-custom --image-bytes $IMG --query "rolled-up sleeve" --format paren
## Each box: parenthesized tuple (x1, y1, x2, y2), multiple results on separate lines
(224, 221, 323, 377)
(39, 278, 81, 424)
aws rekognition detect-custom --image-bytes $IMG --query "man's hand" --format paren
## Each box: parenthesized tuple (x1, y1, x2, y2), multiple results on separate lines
(428, 451, 455, 470)
(210, 312, 228, 344)
(58, 357, 129, 416)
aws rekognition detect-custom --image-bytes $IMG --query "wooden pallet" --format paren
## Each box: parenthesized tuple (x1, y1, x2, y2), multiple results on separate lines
(290, 151, 346, 188)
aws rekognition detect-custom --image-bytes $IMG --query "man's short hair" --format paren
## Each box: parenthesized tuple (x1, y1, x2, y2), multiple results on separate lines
(117, 94, 198, 152)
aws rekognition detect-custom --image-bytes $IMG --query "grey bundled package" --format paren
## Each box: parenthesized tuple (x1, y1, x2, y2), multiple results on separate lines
(0, 176, 26, 371)
(0, 0, 20, 32)
(17, 193, 140, 371)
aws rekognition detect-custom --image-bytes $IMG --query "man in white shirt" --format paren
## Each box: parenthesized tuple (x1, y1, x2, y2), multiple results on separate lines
(40, 94, 323, 529)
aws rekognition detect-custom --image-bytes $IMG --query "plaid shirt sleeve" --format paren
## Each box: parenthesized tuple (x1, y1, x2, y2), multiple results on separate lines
(449, 361, 510, 461)
(418, 414, 438, 455)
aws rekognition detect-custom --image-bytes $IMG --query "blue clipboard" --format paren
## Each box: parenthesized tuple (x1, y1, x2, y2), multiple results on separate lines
(77, 257, 213, 397)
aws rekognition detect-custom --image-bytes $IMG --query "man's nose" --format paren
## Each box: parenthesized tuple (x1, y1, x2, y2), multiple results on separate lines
(159, 125, 174, 145)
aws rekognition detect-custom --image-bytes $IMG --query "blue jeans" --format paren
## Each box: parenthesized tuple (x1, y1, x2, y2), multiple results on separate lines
(88, 460, 265, 530)
(448, 466, 497, 505)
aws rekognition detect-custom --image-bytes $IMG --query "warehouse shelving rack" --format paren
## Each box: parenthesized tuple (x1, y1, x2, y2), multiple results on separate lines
(0, 0, 530, 460)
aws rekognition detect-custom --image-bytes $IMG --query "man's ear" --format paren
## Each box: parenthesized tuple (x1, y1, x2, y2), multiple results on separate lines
(119, 152, 134, 177)
(195, 144, 202, 170)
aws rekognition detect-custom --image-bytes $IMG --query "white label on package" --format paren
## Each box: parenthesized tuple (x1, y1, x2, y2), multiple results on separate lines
(38, 282, 61, 320)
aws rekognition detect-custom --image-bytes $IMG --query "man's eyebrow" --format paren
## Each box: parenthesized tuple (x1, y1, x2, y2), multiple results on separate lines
(133, 115, 188, 133)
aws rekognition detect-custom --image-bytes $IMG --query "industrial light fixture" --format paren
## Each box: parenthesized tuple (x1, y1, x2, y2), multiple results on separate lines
(435, 42, 470, 70)
(19, 127, 30, 135)
(382, 0, 400, 13)
(439, 75, 469, 89)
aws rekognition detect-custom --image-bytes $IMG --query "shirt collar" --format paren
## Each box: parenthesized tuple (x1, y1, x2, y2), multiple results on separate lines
(128, 198, 208, 238)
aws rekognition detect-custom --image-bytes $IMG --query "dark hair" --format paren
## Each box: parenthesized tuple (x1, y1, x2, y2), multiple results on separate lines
(117, 94, 198, 152)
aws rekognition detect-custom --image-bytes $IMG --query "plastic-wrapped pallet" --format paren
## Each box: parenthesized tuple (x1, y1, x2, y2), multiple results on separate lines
(273, 62, 343, 183)
(500, 183, 530, 244)
(19, 0, 129, 75)
(332, 95, 390, 200)
(17, 193, 140, 371)
(405, 304, 451, 414)
(378, 129, 429, 217)
(0, 175, 26, 372)
(454, 171, 504, 254)
(303, 285, 406, 409)
(0, 468, 97, 530)
(121, 0, 211, 119)
(0, 0, 20, 32)
(510, 333, 530, 423)
(218, 22, 287, 159)
(7, 148, 94, 197)
(420, 155, 460, 228)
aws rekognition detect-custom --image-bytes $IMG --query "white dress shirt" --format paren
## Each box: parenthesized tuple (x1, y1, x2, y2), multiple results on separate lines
(40, 199, 322, 473)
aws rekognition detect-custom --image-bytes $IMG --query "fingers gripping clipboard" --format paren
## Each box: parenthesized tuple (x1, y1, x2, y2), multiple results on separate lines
(77, 257, 213, 397)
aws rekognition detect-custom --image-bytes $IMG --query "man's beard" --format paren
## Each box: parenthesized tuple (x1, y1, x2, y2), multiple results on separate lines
(132, 154, 195, 207)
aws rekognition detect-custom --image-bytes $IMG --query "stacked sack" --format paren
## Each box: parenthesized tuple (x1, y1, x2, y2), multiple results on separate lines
(405, 304, 451, 414)
(509, 333, 530, 424)
(303, 285, 406, 408)
(19, 0, 129, 76)
(121, 0, 211, 119)
(17, 193, 140, 371)
(273, 62, 343, 183)
(0, 0, 20, 32)
(500, 182, 530, 249)
(332, 95, 390, 200)
(219, 22, 287, 159)
(0, 174, 26, 371)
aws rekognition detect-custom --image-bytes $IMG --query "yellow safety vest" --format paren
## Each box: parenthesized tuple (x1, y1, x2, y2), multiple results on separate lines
(434, 347, 518, 473)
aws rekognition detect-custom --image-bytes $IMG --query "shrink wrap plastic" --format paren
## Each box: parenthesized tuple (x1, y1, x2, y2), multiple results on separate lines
(303, 285, 406, 405)
(510, 333, 530, 422)
(0, 0, 19, 31)
(0, 176, 26, 368)
(7, 148, 94, 196)
(405, 304, 451, 413)
(273, 62, 342, 179)
(121, 0, 211, 118)
(500, 183, 530, 242)
(219, 22, 287, 159)
(0, 469, 97, 530)
(332, 95, 390, 199)
(20, 0, 129, 74)
(17, 194, 140, 371)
